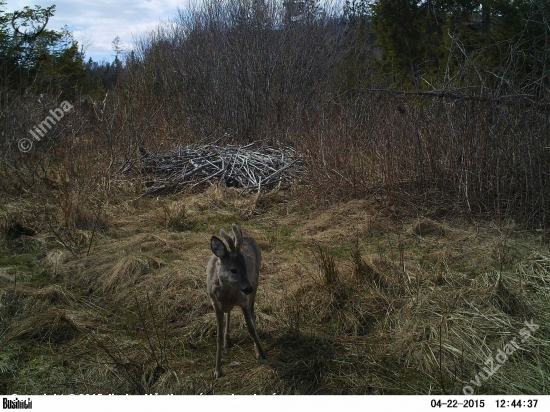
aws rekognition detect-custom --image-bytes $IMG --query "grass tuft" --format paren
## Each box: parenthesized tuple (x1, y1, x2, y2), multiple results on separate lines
(315, 244, 340, 286)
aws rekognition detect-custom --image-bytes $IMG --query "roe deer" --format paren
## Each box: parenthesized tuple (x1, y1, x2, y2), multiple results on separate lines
(206, 223, 266, 378)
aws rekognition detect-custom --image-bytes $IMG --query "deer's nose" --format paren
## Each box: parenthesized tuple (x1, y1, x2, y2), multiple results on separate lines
(242, 286, 254, 295)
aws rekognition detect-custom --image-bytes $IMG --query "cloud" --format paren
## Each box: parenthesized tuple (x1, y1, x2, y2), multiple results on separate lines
(4, 0, 182, 61)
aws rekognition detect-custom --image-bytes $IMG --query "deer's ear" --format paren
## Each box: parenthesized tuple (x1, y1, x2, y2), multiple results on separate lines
(211, 236, 227, 258)
(232, 224, 242, 252)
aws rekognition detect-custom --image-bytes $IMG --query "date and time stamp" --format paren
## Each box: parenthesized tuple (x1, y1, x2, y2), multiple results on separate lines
(430, 399, 541, 409)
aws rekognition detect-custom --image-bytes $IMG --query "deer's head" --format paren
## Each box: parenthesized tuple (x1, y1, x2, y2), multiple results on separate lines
(210, 224, 254, 295)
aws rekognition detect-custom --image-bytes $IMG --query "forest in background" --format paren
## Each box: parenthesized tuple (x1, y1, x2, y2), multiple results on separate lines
(1, 0, 549, 225)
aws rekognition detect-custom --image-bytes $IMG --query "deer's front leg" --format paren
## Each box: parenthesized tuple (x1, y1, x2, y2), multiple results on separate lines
(224, 311, 232, 350)
(214, 305, 224, 379)
(242, 306, 266, 360)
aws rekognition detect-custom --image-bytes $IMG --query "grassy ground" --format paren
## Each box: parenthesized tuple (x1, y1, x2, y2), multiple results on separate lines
(1, 185, 549, 394)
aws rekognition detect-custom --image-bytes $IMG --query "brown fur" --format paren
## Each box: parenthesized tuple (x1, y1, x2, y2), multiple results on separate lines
(206, 224, 266, 379)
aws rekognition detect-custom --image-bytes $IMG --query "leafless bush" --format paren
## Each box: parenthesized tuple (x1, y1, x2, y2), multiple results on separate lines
(130, 0, 342, 143)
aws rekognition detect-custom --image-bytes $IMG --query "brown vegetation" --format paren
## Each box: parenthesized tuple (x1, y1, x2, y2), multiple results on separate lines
(1, 0, 549, 396)
(1, 190, 549, 394)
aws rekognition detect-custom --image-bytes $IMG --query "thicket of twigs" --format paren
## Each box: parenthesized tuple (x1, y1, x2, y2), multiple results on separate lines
(128, 141, 304, 196)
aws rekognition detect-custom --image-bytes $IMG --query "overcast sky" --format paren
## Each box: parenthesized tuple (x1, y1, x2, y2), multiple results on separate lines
(4, 1, 183, 62)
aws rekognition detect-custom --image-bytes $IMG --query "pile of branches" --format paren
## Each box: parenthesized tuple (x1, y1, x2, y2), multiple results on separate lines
(128, 141, 304, 196)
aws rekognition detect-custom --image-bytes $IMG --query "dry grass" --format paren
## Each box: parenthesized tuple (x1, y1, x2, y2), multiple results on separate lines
(315, 245, 340, 286)
(1, 189, 549, 394)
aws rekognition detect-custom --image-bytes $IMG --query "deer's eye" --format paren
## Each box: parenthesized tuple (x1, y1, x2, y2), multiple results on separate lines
(230, 268, 238, 274)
